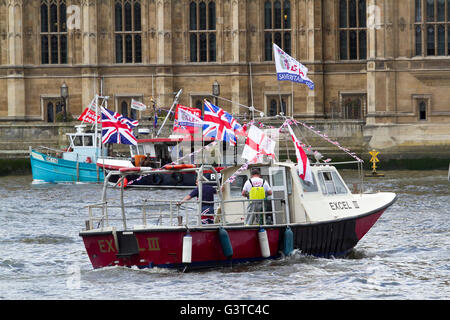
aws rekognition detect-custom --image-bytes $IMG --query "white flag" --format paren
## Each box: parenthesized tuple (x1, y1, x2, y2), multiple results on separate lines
(273, 43, 315, 90)
(131, 99, 147, 111)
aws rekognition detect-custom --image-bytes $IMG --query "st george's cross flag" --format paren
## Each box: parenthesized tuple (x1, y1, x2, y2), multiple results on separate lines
(242, 125, 276, 164)
(286, 123, 313, 184)
(273, 43, 315, 90)
(202, 100, 243, 146)
(101, 107, 139, 145)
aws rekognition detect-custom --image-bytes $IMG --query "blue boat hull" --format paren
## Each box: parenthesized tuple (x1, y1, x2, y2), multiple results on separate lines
(30, 149, 104, 183)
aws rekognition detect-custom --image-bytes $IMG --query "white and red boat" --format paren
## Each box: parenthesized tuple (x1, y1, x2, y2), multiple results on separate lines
(79, 159, 396, 270)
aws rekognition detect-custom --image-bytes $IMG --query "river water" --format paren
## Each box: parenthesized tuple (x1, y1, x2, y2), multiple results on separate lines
(0, 170, 449, 301)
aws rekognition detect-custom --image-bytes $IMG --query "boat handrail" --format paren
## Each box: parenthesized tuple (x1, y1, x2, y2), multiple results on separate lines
(83, 197, 288, 231)
(33, 145, 65, 155)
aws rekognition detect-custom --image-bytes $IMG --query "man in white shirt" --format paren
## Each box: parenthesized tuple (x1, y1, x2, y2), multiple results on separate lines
(241, 168, 273, 225)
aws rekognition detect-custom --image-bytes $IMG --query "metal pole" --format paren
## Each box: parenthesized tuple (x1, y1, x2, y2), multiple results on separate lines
(120, 176, 127, 230)
(156, 89, 182, 137)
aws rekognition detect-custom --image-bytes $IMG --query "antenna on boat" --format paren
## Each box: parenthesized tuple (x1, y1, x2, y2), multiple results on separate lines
(156, 89, 182, 138)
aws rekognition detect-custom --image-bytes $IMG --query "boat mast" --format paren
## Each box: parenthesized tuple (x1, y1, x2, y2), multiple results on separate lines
(156, 89, 183, 137)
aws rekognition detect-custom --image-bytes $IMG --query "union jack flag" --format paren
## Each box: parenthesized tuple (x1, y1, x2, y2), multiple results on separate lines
(101, 107, 139, 145)
(202, 100, 242, 146)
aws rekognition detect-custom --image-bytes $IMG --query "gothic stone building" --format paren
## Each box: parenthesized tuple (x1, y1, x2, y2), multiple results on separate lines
(0, 0, 449, 128)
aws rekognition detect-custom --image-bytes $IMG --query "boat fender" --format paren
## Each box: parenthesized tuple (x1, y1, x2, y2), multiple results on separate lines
(152, 174, 163, 185)
(172, 172, 183, 183)
(282, 226, 294, 256)
(118, 177, 128, 189)
(182, 232, 192, 264)
(218, 227, 233, 258)
(258, 228, 270, 258)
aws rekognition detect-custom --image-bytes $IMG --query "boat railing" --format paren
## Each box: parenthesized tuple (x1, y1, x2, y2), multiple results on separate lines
(83, 197, 287, 231)
(31, 145, 66, 157)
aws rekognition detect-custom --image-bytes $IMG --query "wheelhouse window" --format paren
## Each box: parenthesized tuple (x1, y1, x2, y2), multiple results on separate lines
(229, 175, 248, 198)
(300, 174, 318, 192)
(115, 0, 142, 63)
(318, 171, 348, 195)
(189, 1, 217, 62)
(40, 0, 68, 64)
(338, 0, 367, 60)
(264, 0, 292, 61)
(415, 0, 450, 56)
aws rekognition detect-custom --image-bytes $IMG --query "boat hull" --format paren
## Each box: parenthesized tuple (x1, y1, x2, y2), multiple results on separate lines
(80, 207, 387, 270)
(30, 149, 104, 183)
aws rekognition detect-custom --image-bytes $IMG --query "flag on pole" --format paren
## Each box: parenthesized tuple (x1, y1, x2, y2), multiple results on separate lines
(273, 43, 315, 90)
(131, 99, 147, 111)
(173, 104, 203, 135)
(78, 97, 101, 124)
(242, 125, 276, 164)
(286, 123, 313, 184)
(101, 107, 139, 145)
(202, 100, 242, 146)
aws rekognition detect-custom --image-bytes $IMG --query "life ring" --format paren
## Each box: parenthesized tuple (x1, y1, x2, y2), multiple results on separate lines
(86, 157, 92, 163)
(151, 174, 163, 185)
(164, 164, 196, 170)
(172, 172, 183, 184)
(118, 177, 128, 188)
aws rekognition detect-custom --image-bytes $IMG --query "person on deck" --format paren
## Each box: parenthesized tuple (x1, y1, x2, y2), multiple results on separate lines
(242, 168, 273, 225)
(177, 179, 217, 224)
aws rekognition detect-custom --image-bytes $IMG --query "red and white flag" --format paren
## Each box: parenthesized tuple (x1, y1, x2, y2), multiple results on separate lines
(287, 124, 313, 184)
(78, 97, 101, 124)
(242, 125, 276, 164)
(173, 104, 203, 135)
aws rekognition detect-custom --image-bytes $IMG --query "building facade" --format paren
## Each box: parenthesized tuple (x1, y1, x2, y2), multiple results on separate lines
(0, 0, 449, 127)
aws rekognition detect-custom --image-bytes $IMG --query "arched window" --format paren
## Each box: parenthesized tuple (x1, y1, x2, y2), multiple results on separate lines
(415, 0, 450, 56)
(40, 0, 68, 65)
(47, 102, 54, 123)
(121, 101, 129, 117)
(419, 101, 427, 120)
(189, 1, 217, 62)
(264, 0, 291, 61)
(338, 0, 367, 60)
(115, 0, 142, 63)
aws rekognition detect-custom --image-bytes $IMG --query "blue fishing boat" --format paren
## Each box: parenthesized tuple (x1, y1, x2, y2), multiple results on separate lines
(29, 124, 106, 183)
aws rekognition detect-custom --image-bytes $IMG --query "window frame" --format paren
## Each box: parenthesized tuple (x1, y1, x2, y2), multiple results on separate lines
(414, 0, 450, 56)
(40, 0, 68, 65)
(189, 1, 217, 63)
(263, 0, 292, 61)
(114, 0, 143, 64)
(338, 0, 367, 61)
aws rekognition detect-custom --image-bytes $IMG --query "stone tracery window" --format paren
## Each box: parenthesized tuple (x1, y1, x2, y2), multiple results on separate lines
(264, 0, 291, 61)
(189, 1, 216, 62)
(415, 0, 450, 56)
(115, 0, 142, 63)
(338, 0, 367, 60)
(40, 0, 67, 64)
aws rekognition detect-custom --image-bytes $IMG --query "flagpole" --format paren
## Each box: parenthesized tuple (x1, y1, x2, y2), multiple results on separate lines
(156, 89, 182, 137)
(249, 62, 255, 121)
